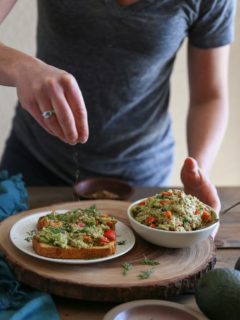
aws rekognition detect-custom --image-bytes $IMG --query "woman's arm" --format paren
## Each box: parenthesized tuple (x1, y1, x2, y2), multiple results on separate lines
(180, 44, 230, 212)
(186, 44, 229, 172)
(0, 1, 88, 145)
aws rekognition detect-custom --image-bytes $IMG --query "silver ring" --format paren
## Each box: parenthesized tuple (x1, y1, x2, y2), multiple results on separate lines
(42, 110, 55, 120)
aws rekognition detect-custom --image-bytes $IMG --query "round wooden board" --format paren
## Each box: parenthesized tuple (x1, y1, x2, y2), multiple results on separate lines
(0, 200, 216, 302)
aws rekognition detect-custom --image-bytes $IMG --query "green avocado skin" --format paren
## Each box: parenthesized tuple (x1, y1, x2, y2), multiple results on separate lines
(195, 268, 240, 320)
(235, 257, 240, 271)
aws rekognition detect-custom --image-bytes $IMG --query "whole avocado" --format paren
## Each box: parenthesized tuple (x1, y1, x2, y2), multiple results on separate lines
(195, 268, 240, 320)
(235, 257, 240, 271)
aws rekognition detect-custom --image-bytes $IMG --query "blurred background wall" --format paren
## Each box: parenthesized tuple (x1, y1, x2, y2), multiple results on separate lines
(0, 0, 239, 186)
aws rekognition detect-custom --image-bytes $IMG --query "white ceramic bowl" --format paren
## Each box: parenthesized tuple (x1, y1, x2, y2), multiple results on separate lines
(127, 198, 219, 248)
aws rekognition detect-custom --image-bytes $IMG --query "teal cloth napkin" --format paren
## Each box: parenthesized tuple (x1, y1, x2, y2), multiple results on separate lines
(0, 171, 60, 320)
(0, 171, 28, 222)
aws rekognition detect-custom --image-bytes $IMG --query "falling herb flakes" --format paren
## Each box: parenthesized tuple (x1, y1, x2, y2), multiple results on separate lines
(24, 230, 36, 242)
(122, 262, 133, 276)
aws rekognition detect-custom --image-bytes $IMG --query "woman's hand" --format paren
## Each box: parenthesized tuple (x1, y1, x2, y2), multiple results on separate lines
(15, 57, 89, 145)
(180, 157, 221, 213)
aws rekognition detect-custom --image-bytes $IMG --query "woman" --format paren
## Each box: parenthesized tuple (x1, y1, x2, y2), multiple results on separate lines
(0, 0, 236, 212)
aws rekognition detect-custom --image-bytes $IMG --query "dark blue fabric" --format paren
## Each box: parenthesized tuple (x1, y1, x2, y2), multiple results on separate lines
(0, 254, 60, 320)
(0, 171, 60, 320)
(0, 171, 28, 222)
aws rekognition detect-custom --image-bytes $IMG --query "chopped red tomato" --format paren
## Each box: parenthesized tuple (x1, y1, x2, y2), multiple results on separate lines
(99, 236, 110, 244)
(83, 235, 91, 242)
(202, 211, 210, 221)
(104, 229, 116, 241)
(106, 221, 114, 228)
(165, 210, 172, 219)
(78, 222, 85, 227)
(145, 216, 156, 225)
(139, 201, 146, 206)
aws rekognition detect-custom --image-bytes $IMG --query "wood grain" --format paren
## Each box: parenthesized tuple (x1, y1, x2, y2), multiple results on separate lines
(0, 200, 216, 302)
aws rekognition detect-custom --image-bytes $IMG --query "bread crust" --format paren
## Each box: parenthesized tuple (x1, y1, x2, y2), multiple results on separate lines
(32, 235, 116, 259)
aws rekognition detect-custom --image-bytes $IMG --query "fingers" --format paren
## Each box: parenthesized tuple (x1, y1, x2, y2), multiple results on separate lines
(28, 82, 73, 144)
(27, 101, 56, 136)
(49, 89, 78, 143)
(36, 93, 65, 140)
(63, 75, 89, 143)
(182, 157, 198, 174)
(181, 157, 221, 212)
(17, 61, 89, 144)
(181, 156, 210, 193)
(46, 74, 88, 144)
(181, 157, 202, 190)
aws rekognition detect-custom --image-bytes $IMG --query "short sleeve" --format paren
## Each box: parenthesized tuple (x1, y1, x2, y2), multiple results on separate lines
(188, 0, 236, 49)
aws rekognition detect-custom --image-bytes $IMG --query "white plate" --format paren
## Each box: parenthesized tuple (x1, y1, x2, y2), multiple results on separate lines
(103, 300, 203, 320)
(10, 210, 135, 264)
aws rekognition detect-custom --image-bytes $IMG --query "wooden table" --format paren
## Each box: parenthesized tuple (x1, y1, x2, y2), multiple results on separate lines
(5, 186, 240, 319)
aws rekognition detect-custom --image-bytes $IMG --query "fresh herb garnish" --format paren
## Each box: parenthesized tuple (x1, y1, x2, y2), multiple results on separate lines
(122, 262, 133, 276)
(24, 229, 36, 242)
(138, 268, 154, 280)
(47, 226, 66, 234)
(142, 256, 160, 266)
(117, 240, 126, 245)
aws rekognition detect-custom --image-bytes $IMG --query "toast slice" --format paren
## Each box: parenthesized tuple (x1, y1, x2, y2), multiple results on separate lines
(32, 235, 116, 259)
(32, 205, 118, 260)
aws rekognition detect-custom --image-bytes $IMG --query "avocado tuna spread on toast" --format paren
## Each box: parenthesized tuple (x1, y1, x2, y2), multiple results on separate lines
(131, 189, 218, 232)
(35, 205, 117, 248)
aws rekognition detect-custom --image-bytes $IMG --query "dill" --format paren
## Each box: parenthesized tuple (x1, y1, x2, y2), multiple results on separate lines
(24, 229, 36, 242)
(138, 268, 154, 280)
(117, 240, 126, 245)
(122, 262, 133, 276)
(142, 256, 160, 266)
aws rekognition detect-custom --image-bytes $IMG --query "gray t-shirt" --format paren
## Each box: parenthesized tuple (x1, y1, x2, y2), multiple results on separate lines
(13, 0, 236, 186)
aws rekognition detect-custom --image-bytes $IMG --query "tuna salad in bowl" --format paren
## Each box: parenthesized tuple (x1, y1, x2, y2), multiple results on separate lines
(127, 189, 219, 248)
